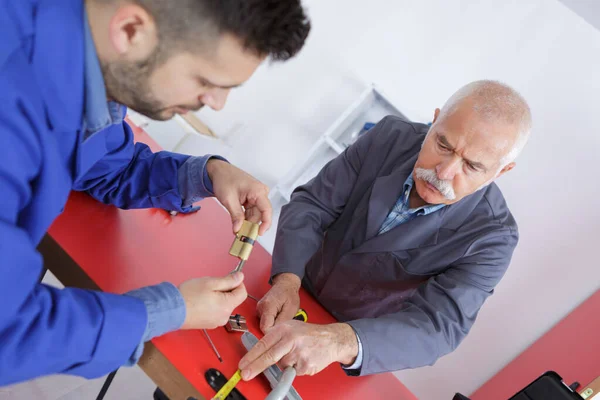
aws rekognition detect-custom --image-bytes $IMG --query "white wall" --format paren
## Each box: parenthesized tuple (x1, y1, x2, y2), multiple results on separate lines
(145, 1, 600, 398)
(560, 0, 600, 31)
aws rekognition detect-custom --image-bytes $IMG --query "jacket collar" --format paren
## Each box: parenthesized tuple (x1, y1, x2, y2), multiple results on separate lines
(82, 5, 125, 139)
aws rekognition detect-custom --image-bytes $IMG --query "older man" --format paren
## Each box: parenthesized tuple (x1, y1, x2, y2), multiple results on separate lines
(239, 80, 532, 379)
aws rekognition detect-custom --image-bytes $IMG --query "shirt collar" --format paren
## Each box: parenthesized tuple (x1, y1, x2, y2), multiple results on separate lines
(403, 173, 446, 215)
(83, 7, 125, 139)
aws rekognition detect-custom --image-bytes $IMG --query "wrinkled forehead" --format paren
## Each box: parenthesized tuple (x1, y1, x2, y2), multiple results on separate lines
(436, 102, 519, 163)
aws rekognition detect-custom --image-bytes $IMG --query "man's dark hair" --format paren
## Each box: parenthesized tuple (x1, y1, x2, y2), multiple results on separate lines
(135, 0, 311, 61)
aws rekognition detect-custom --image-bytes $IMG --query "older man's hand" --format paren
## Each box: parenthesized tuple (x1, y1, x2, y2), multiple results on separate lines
(206, 159, 272, 235)
(257, 273, 301, 333)
(238, 321, 358, 380)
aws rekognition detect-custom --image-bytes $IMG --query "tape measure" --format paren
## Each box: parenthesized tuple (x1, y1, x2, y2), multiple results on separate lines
(211, 369, 242, 400)
(210, 309, 308, 400)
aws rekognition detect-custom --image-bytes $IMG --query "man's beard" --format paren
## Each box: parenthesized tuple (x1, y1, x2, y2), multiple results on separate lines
(101, 50, 168, 120)
(101, 50, 202, 121)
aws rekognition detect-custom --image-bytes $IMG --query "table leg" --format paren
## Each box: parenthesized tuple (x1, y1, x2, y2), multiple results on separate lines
(40, 234, 206, 400)
(95, 370, 118, 400)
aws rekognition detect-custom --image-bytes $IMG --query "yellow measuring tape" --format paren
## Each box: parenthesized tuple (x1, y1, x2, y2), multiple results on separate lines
(212, 309, 308, 399)
(211, 369, 242, 400)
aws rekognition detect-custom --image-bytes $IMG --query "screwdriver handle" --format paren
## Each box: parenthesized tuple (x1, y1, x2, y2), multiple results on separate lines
(293, 309, 308, 322)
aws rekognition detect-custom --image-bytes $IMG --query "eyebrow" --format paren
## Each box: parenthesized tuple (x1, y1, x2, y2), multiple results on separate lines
(198, 76, 242, 90)
(436, 133, 488, 172)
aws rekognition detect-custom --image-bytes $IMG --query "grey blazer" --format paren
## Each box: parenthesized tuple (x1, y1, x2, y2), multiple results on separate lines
(271, 116, 518, 376)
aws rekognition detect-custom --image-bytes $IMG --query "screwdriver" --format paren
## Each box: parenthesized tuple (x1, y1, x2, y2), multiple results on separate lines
(203, 329, 222, 363)
(233, 259, 245, 273)
(205, 220, 259, 364)
(202, 221, 258, 362)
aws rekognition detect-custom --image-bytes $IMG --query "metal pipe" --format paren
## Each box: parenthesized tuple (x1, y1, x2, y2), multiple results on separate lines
(265, 367, 297, 400)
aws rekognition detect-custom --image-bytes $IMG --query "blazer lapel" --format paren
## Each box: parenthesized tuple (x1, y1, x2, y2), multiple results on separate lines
(365, 155, 417, 240)
(358, 151, 451, 254)
(355, 207, 446, 254)
(355, 181, 491, 254)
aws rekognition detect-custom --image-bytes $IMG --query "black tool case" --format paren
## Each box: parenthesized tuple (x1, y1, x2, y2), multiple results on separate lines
(453, 371, 583, 400)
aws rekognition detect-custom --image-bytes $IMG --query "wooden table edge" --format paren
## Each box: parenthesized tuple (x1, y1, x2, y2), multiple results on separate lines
(39, 234, 205, 400)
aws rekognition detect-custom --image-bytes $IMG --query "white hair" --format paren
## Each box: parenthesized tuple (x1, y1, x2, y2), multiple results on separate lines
(438, 80, 532, 167)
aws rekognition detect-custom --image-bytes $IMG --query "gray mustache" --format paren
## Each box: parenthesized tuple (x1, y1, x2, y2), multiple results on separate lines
(414, 168, 456, 200)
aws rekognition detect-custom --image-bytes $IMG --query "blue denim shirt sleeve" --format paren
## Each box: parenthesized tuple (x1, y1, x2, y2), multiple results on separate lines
(123, 282, 186, 364)
(342, 330, 363, 372)
(177, 155, 228, 207)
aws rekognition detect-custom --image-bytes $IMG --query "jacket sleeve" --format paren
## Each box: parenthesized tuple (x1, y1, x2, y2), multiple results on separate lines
(72, 120, 215, 213)
(347, 231, 518, 376)
(271, 118, 386, 279)
(0, 48, 147, 385)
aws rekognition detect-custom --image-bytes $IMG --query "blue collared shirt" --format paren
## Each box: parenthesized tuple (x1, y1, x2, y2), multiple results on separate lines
(82, 10, 124, 140)
(82, 10, 218, 362)
(378, 174, 445, 235)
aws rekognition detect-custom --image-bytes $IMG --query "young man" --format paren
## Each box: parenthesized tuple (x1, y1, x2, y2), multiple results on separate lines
(0, 0, 310, 386)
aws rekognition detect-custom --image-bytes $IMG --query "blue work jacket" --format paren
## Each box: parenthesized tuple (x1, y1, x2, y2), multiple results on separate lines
(0, 0, 203, 384)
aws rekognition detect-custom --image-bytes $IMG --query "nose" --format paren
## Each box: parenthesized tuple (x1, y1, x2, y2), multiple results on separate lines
(436, 156, 461, 180)
(201, 88, 231, 111)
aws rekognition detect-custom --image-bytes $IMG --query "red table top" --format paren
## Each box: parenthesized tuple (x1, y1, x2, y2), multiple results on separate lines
(48, 121, 416, 400)
(471, 289, 600, 400)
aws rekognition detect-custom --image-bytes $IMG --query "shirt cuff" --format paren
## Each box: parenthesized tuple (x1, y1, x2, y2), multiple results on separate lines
(342, 330, 363, 371)
(124, 282, 186, 364)
(177, 155, 228, 207)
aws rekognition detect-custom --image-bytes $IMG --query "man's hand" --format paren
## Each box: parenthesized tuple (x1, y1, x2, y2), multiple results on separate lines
(207, 159, 272, 235)
(178, 272, 247, 329)
(238, 321, 359, 380)
(257, 273, 301, 333)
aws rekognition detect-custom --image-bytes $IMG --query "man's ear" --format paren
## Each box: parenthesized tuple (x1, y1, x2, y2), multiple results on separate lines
(108, 3, 157, 58)
(496, 162, 516, 179)
(432, 108, 441, 124)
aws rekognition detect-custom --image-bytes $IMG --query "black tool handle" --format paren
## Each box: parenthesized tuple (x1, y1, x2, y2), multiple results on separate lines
(205, 368, 247, 400)
(293, 308, 308, 322)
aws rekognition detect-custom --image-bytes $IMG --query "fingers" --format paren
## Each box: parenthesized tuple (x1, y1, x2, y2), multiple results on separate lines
(282, 349, 315, 376)
(210, 271, 244, 292)
(274, 300, 298, 326)
(257, 294, 278, 333)
(244, 206, 262, 224)
(220, 194, 245, 234)
(240, 329, 283, 370)
(239, 330, 292, 381)
(279, 353, 299, 371)
(290, 359, 311, 376)
(253, 195, 272, 235)
(242, 188, 272, 236)
(226, 282, 248, 308)
(211, 161, 270, 235)
(259, 307, 277, 334)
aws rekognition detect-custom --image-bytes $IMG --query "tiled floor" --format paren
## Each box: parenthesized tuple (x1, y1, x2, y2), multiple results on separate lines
(0, 272, 157, 400)
(0, 367, 156, 400)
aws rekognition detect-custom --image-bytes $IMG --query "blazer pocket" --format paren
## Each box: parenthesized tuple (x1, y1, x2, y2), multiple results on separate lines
(355, 253, 431, 317)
